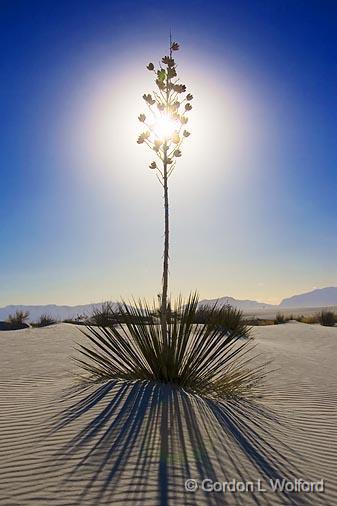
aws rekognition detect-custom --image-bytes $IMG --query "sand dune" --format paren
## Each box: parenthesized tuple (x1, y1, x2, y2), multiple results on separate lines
(0, 322, 336, 505)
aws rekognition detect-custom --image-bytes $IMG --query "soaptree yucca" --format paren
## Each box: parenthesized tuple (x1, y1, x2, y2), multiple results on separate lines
(77, 294, 264, 399)
(75, 40, 265, 401)
(137, 37, 192, 342)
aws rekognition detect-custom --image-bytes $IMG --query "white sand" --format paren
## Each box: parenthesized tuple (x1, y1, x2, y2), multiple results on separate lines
(0, 322, 336, 505)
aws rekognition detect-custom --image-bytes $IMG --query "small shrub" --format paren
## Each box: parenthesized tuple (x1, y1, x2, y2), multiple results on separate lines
(7, 310, 29, 329)
(63, 314, 87, 325)
(90, 302, 117, 327)
(300, 314, 319, 324)
(292, 314, 317, 324)
(274, 312, 286, 325)
(193, 304, 250, 338)
(318, 311, 336, 327)
(90, 302, 153, 327)
(246, 318, 275, 326)
(34, 314, 56, 327)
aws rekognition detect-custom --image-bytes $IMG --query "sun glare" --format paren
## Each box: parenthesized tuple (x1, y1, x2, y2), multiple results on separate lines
(70, 60, 269, 197)
(152, 112, 179, 140)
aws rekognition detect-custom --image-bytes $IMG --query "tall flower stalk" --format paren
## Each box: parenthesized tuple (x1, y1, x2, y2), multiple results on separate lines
(137, 38, 193, 340)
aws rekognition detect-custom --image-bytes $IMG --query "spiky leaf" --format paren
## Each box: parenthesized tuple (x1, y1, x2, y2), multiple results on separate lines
(76, 293, 265, 399)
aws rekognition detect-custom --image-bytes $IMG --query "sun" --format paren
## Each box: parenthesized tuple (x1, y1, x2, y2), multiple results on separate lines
(152, 112, 179, 140)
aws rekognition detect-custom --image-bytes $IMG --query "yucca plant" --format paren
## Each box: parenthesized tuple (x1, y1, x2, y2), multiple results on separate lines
(137, 37, 192, 343)
(75, 40, 265, 402)
(76, 293, 265, 399)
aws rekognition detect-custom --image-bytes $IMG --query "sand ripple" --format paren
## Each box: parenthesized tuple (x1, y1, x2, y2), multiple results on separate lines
(0, 323, 336, 505)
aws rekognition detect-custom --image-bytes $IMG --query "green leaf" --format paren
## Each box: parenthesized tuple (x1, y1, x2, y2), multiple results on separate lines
(157, 69, 166, 82)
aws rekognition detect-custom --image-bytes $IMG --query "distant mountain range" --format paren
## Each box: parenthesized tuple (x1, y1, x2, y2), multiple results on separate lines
(279, 287, 337, 308)
(1, 287, 337, 321)
(200, 287, 337, 310)
(198, 296, 274, 310)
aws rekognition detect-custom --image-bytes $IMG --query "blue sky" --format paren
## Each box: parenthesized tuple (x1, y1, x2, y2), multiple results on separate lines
(1, 0, 337, 305)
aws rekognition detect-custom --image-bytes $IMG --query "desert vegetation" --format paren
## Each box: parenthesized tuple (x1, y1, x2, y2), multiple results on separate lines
(63, 314, 87, 325)
(77, 294, 264, 399)
(245, 317, 274, 326)
(2, 310, 30, 330)
(89, 302, 117, 327)
(274, 312, 289, 324)
(293, 311, 336, 326)
(137, 37, 193, 343)
(193, 304, 251, 337)
(32, 314, 57, 328)
(78, 41, 264, 402)
(255, 311, 337, 327)
(318, 310, 336, 327)
(89, 302, 154, 327)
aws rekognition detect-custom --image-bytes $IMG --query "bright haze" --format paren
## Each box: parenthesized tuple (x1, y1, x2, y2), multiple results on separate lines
(1, 0, 337, 306)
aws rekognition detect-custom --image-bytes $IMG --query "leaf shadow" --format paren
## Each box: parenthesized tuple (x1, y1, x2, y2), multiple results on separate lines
(49, 380, 324, 505)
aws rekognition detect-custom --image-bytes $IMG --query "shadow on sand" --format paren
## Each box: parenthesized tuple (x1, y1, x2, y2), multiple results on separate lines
(49, 380, 321, 505)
